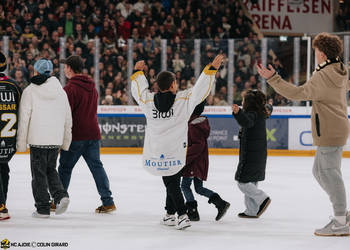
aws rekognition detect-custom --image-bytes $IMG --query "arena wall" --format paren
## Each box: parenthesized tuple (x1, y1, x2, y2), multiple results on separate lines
(96, 106, 350, 157)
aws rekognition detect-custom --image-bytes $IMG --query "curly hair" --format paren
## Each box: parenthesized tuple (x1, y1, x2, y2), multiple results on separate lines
(243, 90, 268, 117)
(312, 32, 343, 59)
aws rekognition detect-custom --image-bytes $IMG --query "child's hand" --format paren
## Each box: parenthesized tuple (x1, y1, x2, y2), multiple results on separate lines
(134, 60, 145, 71)
(232, 104, 240, 114)
(211, 54, 224, 69)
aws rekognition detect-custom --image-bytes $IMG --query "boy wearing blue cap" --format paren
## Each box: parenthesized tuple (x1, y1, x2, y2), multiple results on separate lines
(17, 59, 73, 218)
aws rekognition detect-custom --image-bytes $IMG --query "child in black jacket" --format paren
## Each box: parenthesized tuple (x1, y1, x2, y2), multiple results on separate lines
(232, 90, 272, 218)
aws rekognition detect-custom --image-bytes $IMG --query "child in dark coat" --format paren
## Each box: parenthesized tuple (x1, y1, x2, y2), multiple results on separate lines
(181, 101, 230, 221)
(232, 90, 272, 218)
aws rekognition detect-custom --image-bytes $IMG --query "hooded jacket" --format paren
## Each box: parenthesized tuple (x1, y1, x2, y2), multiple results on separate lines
(17, 76, 72, 151)
(233, 110, 267, 183)
(131, 65, 217, 176)
(64, 75, 101, 141)
(182, 114, 210, 181)
(268, 60, 350, 146)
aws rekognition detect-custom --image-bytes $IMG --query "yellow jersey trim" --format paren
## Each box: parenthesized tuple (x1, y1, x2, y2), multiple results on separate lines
(203, 65, 217, 75)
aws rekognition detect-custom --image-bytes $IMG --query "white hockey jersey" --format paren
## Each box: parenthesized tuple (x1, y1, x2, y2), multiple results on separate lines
(131, 65, 217, 176)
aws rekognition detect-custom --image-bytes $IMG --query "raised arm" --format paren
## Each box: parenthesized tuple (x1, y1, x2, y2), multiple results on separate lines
(257, 64, 320, 101)
(130, 60, 153, 106)
(188, 54, 224, 111)
(232, 105, 257, 128)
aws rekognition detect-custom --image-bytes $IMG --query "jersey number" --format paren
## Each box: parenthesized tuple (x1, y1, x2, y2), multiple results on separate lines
(1, 113, 16, 137)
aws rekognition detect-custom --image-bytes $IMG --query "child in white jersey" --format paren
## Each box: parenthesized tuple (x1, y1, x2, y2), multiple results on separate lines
(130, 55, 224, 230)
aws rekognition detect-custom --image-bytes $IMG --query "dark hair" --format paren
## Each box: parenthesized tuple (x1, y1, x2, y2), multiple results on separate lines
(243, 90, 268, 117)
(60, 55, 84, 73)
(312, 32, 343, 59)
(156, 71, 175, 91)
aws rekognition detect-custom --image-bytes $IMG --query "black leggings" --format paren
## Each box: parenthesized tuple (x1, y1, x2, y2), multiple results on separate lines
(0, 163, 9, 205)
(162, 170, 187, 216)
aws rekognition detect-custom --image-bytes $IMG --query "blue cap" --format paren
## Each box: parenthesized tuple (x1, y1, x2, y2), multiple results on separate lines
(34, 59, 53, 76)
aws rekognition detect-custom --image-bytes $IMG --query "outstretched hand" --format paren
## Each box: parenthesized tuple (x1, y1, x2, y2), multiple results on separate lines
(257, 64, 276, 79)
(211, 54, 225, 70)
(134, 60, 145, 71)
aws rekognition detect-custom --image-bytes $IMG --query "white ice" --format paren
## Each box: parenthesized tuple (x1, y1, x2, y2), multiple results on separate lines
(1, 154, 350, 250)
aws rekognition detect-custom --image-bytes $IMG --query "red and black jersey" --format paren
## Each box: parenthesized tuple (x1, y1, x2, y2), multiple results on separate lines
(0, 73, 22, 162)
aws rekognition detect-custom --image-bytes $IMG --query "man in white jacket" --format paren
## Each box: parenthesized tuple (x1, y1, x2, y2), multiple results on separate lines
(131, 54, 224, 230)
(17, 59, 72, 218)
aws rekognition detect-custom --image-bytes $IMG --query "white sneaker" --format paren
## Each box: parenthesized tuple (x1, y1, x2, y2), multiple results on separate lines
(175, 214, 191, 230)
(161, 213, 176, 226)
(314, 217, 350, 237)
(55, 197, 70, 215)
(32, 211, 50, 218)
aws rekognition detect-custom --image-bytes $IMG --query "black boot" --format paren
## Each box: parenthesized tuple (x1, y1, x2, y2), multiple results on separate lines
(186, 201, 200, 221)
(208, 193, 230, 221)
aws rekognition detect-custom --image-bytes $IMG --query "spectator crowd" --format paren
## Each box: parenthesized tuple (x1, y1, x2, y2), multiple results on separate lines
(1, 0, 343, 106)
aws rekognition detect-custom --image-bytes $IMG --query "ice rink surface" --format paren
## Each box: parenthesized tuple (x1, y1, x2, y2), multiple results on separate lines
(1, 154, 350, 250)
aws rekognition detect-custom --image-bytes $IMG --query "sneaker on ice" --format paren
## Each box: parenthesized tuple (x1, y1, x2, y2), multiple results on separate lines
(55, 197, 70, 215)
(0, 204, 10, 220)
(175, 214, 191, 230)
(32, 211, 50, 218)
(95, 204, 116, 213)
(161, 213, 176, 226)
(314, 218, 350, 237)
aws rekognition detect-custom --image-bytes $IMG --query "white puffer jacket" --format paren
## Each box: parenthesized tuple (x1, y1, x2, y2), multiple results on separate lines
(17, 76, 72, 152)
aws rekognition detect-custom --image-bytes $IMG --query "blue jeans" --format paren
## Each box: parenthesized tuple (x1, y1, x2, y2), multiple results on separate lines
(181, 177, 214, 202)
(58, 140, 114, 206)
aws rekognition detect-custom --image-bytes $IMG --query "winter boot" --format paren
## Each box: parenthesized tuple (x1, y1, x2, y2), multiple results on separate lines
(208, 193, 230, 221)
(186, 201, 200, 221)
(0, 204, 10, 220)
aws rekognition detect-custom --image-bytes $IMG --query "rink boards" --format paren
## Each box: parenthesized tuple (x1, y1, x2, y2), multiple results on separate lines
(96, 106, 350, 156)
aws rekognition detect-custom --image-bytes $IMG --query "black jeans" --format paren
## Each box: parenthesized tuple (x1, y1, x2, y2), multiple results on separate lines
(30, 147, 68, 214)
(0, 163, 9, 205)
(162, 170, 187, 216)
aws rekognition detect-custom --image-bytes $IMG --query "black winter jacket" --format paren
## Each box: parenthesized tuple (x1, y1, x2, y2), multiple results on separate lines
(233, 109, 267, 183)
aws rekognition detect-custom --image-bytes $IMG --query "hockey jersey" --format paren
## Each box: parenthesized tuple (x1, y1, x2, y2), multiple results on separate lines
(131, 65, 217, 176)
(0, 74, 21, 162)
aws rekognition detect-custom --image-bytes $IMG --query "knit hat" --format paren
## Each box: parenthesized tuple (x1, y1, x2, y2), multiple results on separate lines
(34, 59, 53, 76)
(0, 52, 7, 72)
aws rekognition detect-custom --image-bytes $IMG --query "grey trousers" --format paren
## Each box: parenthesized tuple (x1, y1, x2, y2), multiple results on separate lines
(30, 147, 68, 214)
(313, 146, 347, 216)
(237, 182, 268, 216)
